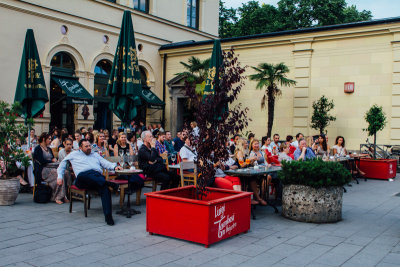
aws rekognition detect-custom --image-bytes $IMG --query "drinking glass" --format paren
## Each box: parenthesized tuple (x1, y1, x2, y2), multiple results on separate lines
(171, 154, 176, 165)
(119, 151, 125, 168)
(128, 155, 135, 169)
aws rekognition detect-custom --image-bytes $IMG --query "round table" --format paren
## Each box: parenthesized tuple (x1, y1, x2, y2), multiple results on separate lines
(115, 168, 143, 218)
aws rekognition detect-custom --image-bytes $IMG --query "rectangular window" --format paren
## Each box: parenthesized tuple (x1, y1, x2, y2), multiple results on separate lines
(133, 0, 148, 12)
(187, 0, 199, 29)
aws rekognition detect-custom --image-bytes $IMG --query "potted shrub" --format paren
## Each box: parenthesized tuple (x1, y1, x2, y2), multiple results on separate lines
(279, 159, 351, 223)
(359, 105, 396, 179)
(0, 101, 30, 205)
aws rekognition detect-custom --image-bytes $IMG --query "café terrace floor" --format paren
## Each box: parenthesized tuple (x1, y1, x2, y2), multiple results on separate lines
(1, 175, 400, 267)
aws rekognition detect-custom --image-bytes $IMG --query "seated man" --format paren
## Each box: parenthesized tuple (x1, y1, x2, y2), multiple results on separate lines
(155, 131, 167, 156)
(294, 139, 316, 161)
(57, 139, 122, 226)
(139, 131, 177, 190)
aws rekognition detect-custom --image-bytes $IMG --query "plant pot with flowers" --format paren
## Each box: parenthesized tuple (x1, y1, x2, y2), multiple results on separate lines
(279, 159, 352, 223)
(0, 101, 31, 205)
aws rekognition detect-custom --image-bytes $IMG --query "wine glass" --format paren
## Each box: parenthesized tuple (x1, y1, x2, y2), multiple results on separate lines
(128, 155, 135, 169)
(119, 151, 125, 168)
(171, 153, 176, 165)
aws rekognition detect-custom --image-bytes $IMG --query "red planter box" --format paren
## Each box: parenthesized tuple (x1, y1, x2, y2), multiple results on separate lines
(144, 186, 252, 247)
(358, 158, 397, 180)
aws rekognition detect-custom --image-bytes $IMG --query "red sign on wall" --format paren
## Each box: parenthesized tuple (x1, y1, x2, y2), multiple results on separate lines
(344, 82, 355, 93)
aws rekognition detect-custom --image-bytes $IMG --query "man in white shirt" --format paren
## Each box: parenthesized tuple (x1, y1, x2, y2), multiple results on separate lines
(57, 139, 122, 225)
(291, 133, 304, 149)
(179, 136, 197, 161)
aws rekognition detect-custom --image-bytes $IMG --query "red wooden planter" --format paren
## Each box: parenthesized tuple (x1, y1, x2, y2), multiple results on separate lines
(144, 186, 252, 247)
(358, 158, 397, 180)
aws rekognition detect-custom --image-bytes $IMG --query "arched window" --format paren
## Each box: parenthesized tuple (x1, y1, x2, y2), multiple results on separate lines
(94, 60, 112, 75)
(94, 60, 112, 97)
(139, 66, 148, 87)
(50, 52, 75, 69)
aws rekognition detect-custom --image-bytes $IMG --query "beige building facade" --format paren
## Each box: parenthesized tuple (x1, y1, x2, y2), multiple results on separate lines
(161, 18, 400, 150)
(0, 0, 218, 134)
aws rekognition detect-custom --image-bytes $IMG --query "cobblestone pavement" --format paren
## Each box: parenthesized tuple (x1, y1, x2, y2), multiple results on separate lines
(1, 175, 400, 266)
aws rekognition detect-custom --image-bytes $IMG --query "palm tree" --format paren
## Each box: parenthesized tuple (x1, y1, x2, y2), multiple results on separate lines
(249, 62, 296, 138)
(176, 56, 211, 84)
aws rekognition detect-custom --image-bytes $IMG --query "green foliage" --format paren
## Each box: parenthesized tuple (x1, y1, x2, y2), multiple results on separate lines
(279, 158, 352, 187)
(175, 56, 211, 84)
(0, 101, 31, 178)
(249, 62, 296, 137)
(364, 105, 387, 159)
(311, 95, 336, 135)
(364, 104, 386, 137)
(219, 0, 373, 38)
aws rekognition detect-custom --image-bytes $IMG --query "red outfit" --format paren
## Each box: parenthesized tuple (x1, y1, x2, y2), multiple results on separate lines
(214, 175, 241, 190)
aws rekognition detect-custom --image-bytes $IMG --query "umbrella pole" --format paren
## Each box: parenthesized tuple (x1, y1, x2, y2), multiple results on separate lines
(28, 122, 31, 149)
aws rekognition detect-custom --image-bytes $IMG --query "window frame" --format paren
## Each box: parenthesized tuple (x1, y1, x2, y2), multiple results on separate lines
(187, 0, 199, 29)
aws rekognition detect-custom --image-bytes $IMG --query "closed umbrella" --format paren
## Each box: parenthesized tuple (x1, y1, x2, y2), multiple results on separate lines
(106, 10, 142, 128)
(203, 39, 226, 118)
(14, 29, 48, 148)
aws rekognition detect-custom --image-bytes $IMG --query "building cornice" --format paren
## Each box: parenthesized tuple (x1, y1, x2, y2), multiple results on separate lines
(1, 0, 216, 46)
(160, 20, 400, 56)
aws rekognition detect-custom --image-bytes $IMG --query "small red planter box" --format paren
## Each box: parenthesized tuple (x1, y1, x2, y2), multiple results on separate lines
(358, 158, 397, 180)
(144, 186, 252, 247)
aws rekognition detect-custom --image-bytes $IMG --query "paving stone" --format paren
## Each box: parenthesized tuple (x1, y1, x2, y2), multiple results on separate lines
(315, 235, 346, 247)
(233, 244, 268, 257)
(285, 235, 318, 247)
(137, 252, 182, 266)
(381, 252, 400, 264)
(197, 253, 250, 266)
(28, 251, 73, 266)
(344, 235, 373, 246)
(281, 244, 333, 266)
(239, 252, 285, 267)
(267, 243, 302, 257)
(99, 252, 148, 266)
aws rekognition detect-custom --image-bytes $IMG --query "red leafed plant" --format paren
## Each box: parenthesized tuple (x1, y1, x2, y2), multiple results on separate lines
(184, 49, 249, 199)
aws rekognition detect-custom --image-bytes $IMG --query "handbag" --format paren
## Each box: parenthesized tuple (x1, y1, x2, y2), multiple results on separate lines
(34, 183, 52, 203)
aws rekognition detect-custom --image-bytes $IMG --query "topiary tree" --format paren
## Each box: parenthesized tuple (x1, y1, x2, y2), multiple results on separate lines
(311, 95, 336, 135)
(364, 105, 387, 159)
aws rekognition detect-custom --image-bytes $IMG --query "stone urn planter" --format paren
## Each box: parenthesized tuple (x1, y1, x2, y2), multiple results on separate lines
(282, 185, 343, 223)
(0, 178, 20, 206)
(279, 159, 352, 223)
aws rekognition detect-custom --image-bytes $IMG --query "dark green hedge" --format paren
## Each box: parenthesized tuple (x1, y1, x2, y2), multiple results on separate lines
(278, 159, 352, 187)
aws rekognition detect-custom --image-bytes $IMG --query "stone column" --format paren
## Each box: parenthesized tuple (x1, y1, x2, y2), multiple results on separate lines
(291, 39, 314, 136)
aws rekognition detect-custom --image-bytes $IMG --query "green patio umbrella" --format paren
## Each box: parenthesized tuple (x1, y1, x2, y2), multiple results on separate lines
(14, 29, 48, 147)
(203, 40, 223, 97)
(203, 39, 226, 118)
(106, 10, 142, 127)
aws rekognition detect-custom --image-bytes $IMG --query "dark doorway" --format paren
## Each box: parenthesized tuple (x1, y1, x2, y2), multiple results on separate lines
(50, 52, 76, 134)
(94, 60, 113, 131)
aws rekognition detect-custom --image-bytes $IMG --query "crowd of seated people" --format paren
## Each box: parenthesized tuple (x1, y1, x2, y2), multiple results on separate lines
(10, 119, 369, 226)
